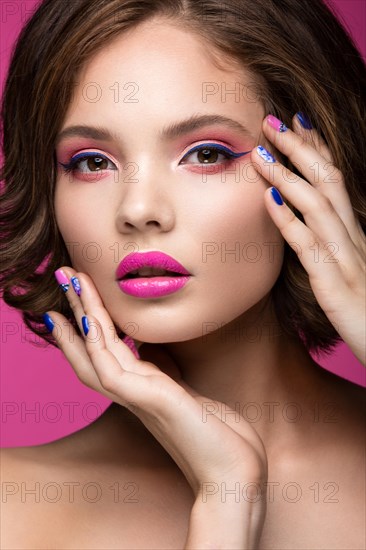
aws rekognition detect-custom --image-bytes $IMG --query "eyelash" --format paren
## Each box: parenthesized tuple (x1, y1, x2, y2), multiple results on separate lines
(59, 152, 115, 174)
(59, 143, 250, 174)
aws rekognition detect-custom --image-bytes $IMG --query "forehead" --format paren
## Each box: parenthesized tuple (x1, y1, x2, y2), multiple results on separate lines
(62, 20, 264, 133)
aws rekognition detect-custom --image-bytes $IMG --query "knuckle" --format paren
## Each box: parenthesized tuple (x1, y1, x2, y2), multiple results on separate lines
(87, 346, 100, 361)
(98, 372, 116, 392)
(74, 369, 92, 388)
(323, 162, 342, 182)
(316, 194, 335, 214)
(282, 165, 301, 184)
(286, 210, 298, 227)
(287, 133, 306, 155)
(66, 293, 80, 312)
(79, 377, 93, 390)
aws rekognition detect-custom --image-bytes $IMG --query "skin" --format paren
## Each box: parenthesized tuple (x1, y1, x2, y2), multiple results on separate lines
(1, 19, 365, 550)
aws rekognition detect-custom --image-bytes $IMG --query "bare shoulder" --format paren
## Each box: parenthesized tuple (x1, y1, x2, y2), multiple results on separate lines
(259, 368, 366, 550)
(1, 445, 55, 491)
(1, 445, 60, 550)
(0, 411, 193, 549)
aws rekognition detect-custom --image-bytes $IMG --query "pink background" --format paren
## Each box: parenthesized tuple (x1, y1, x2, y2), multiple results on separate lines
(1, 0, 365, 447)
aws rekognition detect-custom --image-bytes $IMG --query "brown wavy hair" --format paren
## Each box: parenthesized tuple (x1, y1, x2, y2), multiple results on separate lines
(1, 0, 365, 353)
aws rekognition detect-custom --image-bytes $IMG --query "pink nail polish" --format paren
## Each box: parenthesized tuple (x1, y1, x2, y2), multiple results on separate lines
(267, 115, 288, 132)
(54, 268, 70, 292)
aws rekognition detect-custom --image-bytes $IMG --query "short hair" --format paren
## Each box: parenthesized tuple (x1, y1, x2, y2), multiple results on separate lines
(1, 0, 365, 353)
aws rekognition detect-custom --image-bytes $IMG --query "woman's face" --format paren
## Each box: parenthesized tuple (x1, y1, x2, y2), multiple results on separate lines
(54, 20, 284, 343)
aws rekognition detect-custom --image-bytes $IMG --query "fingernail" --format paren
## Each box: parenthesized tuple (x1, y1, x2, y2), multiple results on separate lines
(267, 115, 288, 132)
(54, 268, 69, 292)
(43, 313, 55, 333)
(82, 315, 89, 336)
(71, 276, 81, 296)
(270, 186, 283, 205)
(257, 145, 276, 163)
(296, 112, 313, 130)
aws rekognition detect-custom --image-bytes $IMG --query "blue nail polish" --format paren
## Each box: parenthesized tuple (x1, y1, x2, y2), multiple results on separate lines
(296, 112, 313, 130)
(82, 315, 89, 336)
(43, 313, 55, 333)
(257, 145, 276, 163)
(271, 187, 284, 205)
(71, 276, 81, 296)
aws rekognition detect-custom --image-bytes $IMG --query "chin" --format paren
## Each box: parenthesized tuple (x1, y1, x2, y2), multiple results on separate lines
(122, 322, 202, 344)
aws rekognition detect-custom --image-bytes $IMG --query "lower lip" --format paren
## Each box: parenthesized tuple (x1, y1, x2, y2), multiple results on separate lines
(117, 276, 191, 298)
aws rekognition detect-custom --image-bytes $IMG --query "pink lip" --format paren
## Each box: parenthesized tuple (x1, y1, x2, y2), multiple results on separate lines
(116, 251, 191, 298)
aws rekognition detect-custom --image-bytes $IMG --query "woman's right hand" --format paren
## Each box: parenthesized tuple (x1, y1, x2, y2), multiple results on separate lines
(46, 267, 268, 549)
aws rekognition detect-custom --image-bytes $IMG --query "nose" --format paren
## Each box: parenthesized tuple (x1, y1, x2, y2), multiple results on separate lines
(115, 164, 175, 235)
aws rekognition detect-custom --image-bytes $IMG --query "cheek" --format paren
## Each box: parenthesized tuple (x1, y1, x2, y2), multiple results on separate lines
(197, 183, 283, 268)
(54, 188, 104, 269)
(192, 187, 284, 319)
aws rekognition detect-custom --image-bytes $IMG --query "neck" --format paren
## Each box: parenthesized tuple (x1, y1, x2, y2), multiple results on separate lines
(97, 297, 328, 454)
(162, 297, 325, 447)
(165, 297, 316, 400)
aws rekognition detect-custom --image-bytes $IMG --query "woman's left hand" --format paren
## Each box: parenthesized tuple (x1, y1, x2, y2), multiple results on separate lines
(253, 113, 365, 365)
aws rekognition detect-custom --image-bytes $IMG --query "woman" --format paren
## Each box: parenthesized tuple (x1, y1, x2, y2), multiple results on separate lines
(1, 0, 365, 548)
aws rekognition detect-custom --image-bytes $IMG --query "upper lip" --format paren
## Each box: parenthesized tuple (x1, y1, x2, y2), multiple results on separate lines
(116, 251, 191, 280)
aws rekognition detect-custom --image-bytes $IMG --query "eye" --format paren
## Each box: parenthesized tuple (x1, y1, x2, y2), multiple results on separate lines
(59, 152, 117, 174)
(179, 143, 250, 165)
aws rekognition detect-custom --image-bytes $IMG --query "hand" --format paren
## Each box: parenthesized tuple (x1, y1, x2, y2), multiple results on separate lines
(45, 267, 268, 548)
(254, 113, 366, 365)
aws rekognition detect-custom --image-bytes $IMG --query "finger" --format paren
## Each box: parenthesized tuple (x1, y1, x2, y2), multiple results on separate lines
(253, 146, 360, 272)
(261, 115, 361, 243)
(53, 267, 139, 387)
(263, 186, 351, 288)
(263, 115, 340, 190)
(80, 312, 136, 398)
(291, 113, 365, 250)
(75, 271, 146, 373)
(292, 112, 333, 163)
(57, 266, 125, 351)
(43, 310, 118, 397)
(56, 267, 143, 373)
(55, 266, 141, 356)
(54, 267, 86, 336)
(83, 313, 194, 417)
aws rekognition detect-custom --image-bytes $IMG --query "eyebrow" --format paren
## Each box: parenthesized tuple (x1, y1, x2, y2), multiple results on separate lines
(55, 125, 120, 145)
(56, 114, 254, 145)
(159, 114, 254, 140)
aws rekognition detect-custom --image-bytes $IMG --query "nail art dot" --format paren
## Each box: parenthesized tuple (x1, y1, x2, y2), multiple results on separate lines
(71, 276, 81, 296)
(267, 114, 288, 133)
(257, 145, 276, 163)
